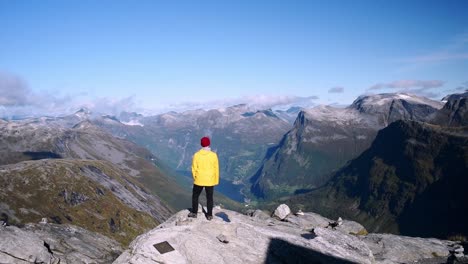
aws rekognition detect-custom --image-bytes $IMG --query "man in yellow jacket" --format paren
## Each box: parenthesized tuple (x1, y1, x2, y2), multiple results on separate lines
(188, 136, 219, 220)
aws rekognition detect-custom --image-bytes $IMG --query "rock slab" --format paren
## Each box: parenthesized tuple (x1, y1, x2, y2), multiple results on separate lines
(113, 208, 458, 264)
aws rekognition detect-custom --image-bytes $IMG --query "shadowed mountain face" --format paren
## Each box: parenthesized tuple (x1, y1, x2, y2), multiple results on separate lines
(288, 120, 468, 238)
(430, 92, 468, 127)
(250, 93, 443, 200)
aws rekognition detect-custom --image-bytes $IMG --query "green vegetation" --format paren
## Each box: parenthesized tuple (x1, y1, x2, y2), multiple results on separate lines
(284, 121, 468, 239)
(0, 159, 160, 246)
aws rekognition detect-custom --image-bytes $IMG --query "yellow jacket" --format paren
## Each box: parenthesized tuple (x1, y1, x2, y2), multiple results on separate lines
(192, 148, 219, 186)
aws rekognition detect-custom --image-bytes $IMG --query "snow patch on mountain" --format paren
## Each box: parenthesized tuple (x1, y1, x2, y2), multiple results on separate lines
(353, 93, 443, 110)
(303, 106, 376, 126)
(121, 120, 144, 127)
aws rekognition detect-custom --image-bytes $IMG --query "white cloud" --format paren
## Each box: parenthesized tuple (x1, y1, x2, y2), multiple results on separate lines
(145, 94, 320, 114)
(1, 72, 323, 118)
(367, 79, 446, 99)
(0, 72, 32, 106)
(0, 71, 141, 119)
(369, 80, 444, 90)
(75, 96, 138, 117)
(328, 86, 344, 93)
(455, 81, 468, 91)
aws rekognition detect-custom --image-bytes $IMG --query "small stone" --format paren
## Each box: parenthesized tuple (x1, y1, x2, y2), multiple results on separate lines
(295, 210, 304, 216)
(245, 209, 255, 216)
(39, 218, 48, 224)
(454, 247, 464, 253)
(216, 234, 229, 244)
(337, 217, 343, 226)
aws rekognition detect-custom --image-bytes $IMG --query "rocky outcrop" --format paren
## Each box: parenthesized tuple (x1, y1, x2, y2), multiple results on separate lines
(114, 207, 461, 264)
(0, 222, 122, 263)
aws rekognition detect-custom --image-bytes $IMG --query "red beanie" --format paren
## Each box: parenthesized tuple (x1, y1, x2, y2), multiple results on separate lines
(201, 137, 210, 147)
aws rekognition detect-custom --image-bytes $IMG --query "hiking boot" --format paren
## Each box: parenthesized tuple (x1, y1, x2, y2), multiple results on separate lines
(188, 212, 197, 218)
(206, 215, 213, 221)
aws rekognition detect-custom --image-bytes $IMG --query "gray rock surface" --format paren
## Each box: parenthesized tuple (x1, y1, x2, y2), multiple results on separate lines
(285, 212, 367, 235)
(0, 223, 122, 264)
(245, 209, 270, 221)
(113, 208, 458, 264)
(0, 225, 52, 263)
(362, 233, 453, 263)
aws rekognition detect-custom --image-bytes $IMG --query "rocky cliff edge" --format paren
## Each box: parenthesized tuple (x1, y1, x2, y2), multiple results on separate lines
(114, 205, 465, 264)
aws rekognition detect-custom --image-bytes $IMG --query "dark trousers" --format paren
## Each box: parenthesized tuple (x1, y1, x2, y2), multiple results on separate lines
(192, 184, 214, 216)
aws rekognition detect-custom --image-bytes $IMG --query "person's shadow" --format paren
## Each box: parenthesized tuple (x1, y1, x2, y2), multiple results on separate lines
(215, 212, 231, 222)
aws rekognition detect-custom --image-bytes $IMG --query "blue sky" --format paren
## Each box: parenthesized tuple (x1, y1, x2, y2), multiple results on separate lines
(1, 0, 467, 116)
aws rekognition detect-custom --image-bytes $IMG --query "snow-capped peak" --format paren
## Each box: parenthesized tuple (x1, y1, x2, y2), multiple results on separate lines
(351, 93, 443, 111)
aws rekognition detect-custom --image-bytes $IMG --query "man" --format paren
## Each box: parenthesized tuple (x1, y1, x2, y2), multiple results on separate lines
(188, 136, 219, 220)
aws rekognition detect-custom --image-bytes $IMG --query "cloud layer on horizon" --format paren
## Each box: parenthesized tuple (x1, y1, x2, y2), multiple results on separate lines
(368, 79, 445, 98)
(147, 94, 321, 114)
(0, 72, 142, 118)
(2, 71, 463, 119)
(1, 72, 323, 118)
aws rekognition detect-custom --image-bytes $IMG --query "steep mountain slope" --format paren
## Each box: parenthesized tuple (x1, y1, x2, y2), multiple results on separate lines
(0, 118, 188, 211)
(250, 93, 443, 199)
(430, 91, 468, 127)
(288, 120, 468, 238)
(0, 159, 160, 246)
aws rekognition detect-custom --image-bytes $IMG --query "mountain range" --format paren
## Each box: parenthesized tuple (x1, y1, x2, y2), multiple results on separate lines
(83, 104, 295, 202)
(0, 117, 184, 245)
(285, 93, 468, 238)
(250, 93, 444, 199)
(1, 91, 466, 245)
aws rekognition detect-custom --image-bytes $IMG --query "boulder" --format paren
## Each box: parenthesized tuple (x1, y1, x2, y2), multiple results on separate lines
(273, 204, 291, 220)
